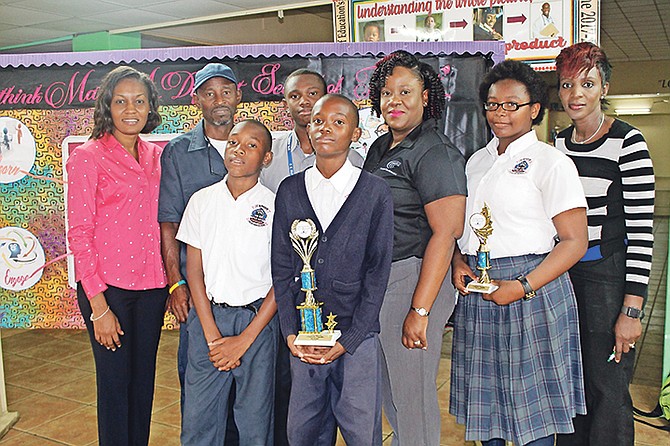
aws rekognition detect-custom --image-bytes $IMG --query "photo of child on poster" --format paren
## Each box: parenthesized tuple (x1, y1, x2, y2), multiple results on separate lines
(361, 20, 384, 41)
(416, 14, 443, 42)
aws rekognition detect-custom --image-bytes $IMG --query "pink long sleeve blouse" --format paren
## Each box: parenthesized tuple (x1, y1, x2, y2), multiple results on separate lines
(66, 133, 166, 299)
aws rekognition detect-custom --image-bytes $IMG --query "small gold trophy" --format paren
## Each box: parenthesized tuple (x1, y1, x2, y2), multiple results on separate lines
(290, 219, 341, 346)
(465, 204, 499, 294)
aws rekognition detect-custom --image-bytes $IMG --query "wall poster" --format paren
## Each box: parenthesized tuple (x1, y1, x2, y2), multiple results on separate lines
(352, 0, 600, 70)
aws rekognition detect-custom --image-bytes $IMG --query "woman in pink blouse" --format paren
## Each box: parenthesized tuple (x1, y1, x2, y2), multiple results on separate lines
(66, 66, 166, 446)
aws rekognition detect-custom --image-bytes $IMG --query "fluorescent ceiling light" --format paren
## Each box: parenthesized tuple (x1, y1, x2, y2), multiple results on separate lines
(607, 94, 670, 99)
(614, 107, 651, 115)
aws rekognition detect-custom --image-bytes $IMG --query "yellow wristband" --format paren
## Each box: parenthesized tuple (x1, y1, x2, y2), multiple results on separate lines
(169, 280, 186, 295)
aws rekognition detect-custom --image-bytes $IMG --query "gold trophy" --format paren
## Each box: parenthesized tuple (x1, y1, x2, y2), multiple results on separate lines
(290, 219, 341, 346)
(465, 204, 499, 294)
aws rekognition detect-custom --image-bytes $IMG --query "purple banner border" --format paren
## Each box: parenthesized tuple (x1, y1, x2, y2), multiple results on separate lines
(0, 41, 505, 69)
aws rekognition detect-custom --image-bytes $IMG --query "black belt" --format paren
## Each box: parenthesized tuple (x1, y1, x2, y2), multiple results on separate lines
(209, 298, 262, 315)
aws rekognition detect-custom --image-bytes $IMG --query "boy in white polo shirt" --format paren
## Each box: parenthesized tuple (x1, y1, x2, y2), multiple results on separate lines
(177, 119, 277, 446)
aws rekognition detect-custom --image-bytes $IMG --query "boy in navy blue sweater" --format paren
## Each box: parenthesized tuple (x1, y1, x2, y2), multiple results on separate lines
(271, 94, 393, 445)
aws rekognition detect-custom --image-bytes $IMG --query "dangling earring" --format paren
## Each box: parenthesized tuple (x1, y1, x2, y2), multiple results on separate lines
(600, 95, 605, 100)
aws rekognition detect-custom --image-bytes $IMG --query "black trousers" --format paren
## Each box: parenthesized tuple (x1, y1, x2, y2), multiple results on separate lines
(78, 284, 168, 446)
(556, 249, 635, 446)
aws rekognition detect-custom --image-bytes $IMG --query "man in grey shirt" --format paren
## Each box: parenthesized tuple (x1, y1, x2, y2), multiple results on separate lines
(260, 69, 363, 193)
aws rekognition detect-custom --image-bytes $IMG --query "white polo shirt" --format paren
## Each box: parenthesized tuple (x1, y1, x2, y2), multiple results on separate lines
(176, 176, 274, 305)
(458, 130, 586, 258)
(305, 160, 361, 231)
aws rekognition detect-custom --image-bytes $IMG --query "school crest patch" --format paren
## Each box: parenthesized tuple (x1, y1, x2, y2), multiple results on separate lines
(510, 158, 532, 174)
(248, 204, 270, 227)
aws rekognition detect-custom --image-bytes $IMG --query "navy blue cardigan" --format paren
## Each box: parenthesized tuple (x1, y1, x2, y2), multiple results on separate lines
(271, 168, 394, 353)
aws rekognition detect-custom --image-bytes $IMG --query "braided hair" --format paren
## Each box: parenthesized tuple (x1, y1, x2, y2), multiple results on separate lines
(369, 50, 445, 121)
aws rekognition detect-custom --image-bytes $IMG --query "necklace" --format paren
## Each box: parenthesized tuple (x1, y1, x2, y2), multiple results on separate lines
(571, 114, 605, 144)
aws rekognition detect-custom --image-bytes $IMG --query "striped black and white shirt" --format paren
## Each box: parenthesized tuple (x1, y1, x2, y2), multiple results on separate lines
(556, 119, 654, 298)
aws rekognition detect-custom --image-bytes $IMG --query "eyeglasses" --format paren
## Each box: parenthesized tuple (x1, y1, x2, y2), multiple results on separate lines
(483, 101, 533, 112)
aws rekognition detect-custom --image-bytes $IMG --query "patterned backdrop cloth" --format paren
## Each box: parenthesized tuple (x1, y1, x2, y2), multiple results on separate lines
(0, 41, 502, 329)
(0, 102, 293, 329)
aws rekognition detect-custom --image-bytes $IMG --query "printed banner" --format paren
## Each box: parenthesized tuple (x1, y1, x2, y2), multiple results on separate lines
(0, 58, 322, 111)
(576, 0, 599, 44)
(0, 43, 497, 328)
(333, 0, 352, 42)
(352, 0, 591, 66)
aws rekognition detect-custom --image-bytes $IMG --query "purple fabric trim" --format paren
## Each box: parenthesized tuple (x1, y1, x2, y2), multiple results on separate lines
(0, 41, 505, 69)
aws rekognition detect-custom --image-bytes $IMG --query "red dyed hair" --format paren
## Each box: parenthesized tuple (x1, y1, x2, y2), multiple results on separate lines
(555, 42, 612, 86)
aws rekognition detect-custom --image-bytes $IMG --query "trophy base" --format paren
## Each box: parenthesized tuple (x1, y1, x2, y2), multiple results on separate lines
(466, 281, 499, 294)
(294, 330, 341, 347)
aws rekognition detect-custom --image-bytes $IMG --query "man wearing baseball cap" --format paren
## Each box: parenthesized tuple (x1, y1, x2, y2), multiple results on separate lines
(158, 62, 242, 442)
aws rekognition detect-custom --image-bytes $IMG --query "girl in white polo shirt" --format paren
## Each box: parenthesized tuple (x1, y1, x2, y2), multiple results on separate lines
(450, 60, 588, 446)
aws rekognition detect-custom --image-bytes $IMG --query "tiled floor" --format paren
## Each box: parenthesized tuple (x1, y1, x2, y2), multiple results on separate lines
(0, 213, 667, 445)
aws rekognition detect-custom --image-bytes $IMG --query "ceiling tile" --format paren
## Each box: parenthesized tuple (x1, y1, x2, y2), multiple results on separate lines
(43, 18, 112, 34)
(0, 5, 69, 26)
(101, 0, 174, 6)
(0, 25, 69, 41)
(212, 0, 317, 8)
(0, 23, 19, 32)
(86, 8, 181, 28)
(141, 0, 241, 19)
(11, 0, 124, 16)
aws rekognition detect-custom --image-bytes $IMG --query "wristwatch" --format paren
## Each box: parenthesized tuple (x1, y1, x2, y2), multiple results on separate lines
(516, 275, 536, 301)
(621, 305, 644, 319)
(412, 307, 430, 317)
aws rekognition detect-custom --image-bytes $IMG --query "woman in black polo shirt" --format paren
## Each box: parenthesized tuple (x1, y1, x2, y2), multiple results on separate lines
(363, 50, 467, 445)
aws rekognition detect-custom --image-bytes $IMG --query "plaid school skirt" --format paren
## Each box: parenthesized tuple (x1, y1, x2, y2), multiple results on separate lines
(449, 254, 586, 445)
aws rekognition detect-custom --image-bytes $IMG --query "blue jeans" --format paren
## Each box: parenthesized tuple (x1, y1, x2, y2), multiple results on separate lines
(557, 249, 636, 446)
(181, 302, 277, 446)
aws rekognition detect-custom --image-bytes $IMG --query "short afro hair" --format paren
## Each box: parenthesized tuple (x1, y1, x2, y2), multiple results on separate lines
(478, 60, 548, 126)
(313, 93, 360, 128)
(283, 69, 327, 97)
(232, 119, 273, 153)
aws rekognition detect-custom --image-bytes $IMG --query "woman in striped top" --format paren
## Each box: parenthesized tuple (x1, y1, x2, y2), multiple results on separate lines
(554, 42, 655, 446)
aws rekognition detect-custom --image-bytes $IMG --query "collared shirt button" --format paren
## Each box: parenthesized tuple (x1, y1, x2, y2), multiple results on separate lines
(317, 258, 324, 264)
(321, 236, 328, 242)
